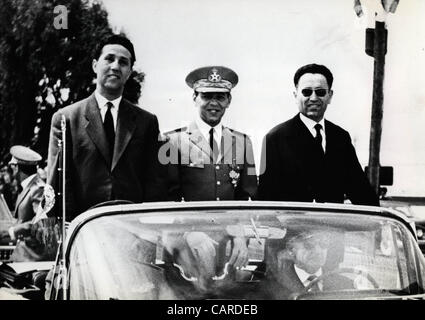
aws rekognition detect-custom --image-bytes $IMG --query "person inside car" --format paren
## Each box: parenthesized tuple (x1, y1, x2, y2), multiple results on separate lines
(267, 229, 353, 299)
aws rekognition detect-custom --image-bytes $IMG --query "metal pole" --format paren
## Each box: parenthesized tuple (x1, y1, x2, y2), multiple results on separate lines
(368, 20, 386, 196)
(60, 115, 67, 300)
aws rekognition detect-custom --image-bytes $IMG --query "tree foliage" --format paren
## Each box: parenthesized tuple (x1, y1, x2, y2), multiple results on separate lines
(0, 0, 144, 166)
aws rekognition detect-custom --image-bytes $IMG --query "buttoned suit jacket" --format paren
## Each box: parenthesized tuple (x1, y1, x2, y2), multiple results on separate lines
(258, 114, 379, 205)
(14, 174, 44, 224)
(165, 121, 257, 201)
(47, 93, 166, 221)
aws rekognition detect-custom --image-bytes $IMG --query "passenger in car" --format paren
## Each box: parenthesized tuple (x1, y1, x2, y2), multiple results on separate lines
(258, 63, 379, 206)
(163, 66, 258, 202)
(46, 35, 167, 221)
(267, 229, 353, 299)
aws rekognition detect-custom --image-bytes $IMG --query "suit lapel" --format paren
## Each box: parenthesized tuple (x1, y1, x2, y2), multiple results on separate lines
(112, 100, 136, 171)
(84, 94, 111, 167)
(187, 121, 211, 159)
(13, 175, 37, 218)
(278, 260, 306, 294)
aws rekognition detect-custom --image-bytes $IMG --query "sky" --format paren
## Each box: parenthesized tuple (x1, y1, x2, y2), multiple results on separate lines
(100, 0, 425, 196)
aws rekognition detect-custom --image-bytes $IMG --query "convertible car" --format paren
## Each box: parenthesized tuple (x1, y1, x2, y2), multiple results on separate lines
(1, 201, 425, 300)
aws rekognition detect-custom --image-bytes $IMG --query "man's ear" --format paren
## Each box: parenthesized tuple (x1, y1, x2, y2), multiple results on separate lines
(293, 90, 297, 99)
(327, 89, 333, 104)
(92, 59, 98, 74)
(192, 92, 197, 102)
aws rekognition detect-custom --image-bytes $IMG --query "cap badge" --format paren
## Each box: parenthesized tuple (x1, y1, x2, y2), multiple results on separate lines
(208, 69, 221, 83)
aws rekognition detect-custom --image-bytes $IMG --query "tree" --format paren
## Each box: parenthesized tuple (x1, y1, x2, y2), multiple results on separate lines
(0, 0, 143, 165)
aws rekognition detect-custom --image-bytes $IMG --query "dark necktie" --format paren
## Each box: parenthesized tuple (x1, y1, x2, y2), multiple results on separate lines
(307, 275, 321, 292)
(104, 102, 115, 158)
(209, 127, 219, 164)
(314, 123, 324, 154)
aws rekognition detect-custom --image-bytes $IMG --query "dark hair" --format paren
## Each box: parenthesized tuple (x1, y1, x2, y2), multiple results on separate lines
(94, 34, 136, 66)
(18, 164, 37, 176)
(293, 64, 333, 89)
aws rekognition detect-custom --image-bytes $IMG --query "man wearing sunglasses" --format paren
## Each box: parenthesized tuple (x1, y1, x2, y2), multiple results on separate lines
(258, 63, 378, 206)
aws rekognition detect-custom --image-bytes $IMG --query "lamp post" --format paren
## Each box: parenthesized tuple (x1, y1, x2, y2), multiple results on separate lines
(354, 0, 399, 196)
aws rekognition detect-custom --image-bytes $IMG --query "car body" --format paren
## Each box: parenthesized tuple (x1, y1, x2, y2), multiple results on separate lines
(38, 200, 425, 300)
(380, 196, 425, 255)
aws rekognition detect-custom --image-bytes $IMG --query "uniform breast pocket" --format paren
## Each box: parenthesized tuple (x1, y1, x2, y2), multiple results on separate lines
(181, 162, 204, 169)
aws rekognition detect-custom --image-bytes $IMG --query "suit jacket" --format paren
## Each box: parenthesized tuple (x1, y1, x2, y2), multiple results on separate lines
(165, 121, 257, 201)
(258, 114, 379, 205)
(47, 93, 167, 220)
(265, 259, 354, 299)
(14, 174, 44, 224)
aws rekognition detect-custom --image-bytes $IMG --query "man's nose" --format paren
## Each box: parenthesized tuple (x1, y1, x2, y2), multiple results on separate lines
(309, 91, 319, 101)
(110, 59, 120, 69)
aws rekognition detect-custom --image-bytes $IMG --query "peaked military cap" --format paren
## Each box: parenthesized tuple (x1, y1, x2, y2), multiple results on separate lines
(185, 66, 239, 93)
(9, 145, 42, 166)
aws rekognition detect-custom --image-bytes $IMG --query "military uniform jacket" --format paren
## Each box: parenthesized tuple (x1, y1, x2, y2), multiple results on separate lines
(14, 174, 44, 224)
(165, 121, 257, 201)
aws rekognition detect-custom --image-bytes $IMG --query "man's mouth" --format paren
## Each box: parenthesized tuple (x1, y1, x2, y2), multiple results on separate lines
(107, 74, 120, 80)
(207, 108, 221, 114)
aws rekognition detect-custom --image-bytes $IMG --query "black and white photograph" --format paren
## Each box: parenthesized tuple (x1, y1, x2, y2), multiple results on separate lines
(1, 0, 425, 303)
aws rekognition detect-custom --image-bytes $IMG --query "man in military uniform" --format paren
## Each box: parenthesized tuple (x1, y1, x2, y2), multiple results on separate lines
(164, 66, 257, 202)
(0, 146, 53, 261)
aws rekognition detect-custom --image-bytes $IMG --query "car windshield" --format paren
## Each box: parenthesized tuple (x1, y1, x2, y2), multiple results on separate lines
(67, 209, 425, 300)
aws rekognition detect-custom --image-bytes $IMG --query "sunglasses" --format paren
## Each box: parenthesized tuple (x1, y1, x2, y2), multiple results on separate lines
(301, 88, 328, 98)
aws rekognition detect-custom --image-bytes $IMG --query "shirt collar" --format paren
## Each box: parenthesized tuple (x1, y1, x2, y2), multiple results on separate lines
(195, 117, 223, 141)
(94, 90, 122, 111)
(21, 174, 37, 190)
(294, 264, 323, 285)
(299, 113, 325, 134)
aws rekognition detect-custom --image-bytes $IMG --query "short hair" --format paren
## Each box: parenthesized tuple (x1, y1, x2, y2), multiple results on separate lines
(94, 34, 136, 66)
(293, 64, 334, 89)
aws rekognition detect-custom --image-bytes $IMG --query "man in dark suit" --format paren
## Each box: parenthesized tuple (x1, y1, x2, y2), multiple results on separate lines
(47, 35, 166, 221)
(258, 63, 379, 205)
(266, 229, 354, 299)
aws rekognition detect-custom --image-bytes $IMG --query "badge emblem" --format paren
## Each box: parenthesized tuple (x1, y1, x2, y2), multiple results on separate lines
(208, 68, 221, 82)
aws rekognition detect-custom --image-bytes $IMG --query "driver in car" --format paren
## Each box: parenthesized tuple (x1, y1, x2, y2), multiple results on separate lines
(270, 229, 353, 298)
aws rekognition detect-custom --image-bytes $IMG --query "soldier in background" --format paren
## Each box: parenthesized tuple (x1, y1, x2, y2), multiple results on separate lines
(0, 145, 56, 262)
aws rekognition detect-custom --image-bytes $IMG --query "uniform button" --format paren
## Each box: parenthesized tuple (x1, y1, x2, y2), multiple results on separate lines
(216, 166, 220, 170)
(216, 197, 220, 201)
(217, 181, 221, 185)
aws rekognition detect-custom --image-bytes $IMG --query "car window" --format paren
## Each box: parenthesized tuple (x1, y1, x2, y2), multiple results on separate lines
(67, 210, 425, 300)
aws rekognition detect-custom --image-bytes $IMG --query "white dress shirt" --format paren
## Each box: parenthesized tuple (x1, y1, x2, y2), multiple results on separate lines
(20, 173, 37, 191)
(294, 264, 324, 291)
(299, 113, 326, 153)
(95, 90, 122, 131)
(195, 118, 223, 162)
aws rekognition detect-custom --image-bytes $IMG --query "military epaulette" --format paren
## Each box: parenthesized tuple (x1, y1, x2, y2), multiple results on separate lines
(227, 127, 247, 138)
(162, 127, 187, 136)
